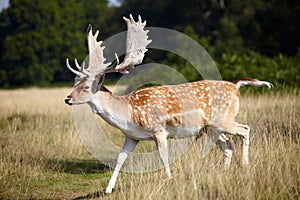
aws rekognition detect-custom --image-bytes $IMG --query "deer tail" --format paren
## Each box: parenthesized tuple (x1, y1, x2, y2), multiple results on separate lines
(233, 78, 273, 89)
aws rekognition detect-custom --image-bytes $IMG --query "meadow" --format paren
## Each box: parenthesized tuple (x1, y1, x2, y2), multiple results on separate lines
(0, 87, 299, 199)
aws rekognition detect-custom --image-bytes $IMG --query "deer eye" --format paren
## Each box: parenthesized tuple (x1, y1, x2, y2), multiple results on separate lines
(83, 85, 90, 91)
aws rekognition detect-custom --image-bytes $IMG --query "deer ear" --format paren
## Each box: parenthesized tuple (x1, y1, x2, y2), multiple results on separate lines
(92, 74, 105, 93)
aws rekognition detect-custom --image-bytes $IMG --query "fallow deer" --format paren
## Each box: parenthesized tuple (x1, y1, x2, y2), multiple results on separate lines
(64, 15, 273, 193)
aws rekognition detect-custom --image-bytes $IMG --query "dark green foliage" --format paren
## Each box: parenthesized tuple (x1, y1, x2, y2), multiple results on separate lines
(0, 0, 109, 88)
(218, 50, 300, 88)
(0, 0, 299, 88)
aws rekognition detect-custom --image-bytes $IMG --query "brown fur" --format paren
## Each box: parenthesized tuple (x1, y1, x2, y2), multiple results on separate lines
(129, 80, 240, 132)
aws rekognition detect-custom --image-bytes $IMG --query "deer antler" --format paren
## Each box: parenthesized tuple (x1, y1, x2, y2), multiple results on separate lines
(86, 24, 111, 75)
(66, 24, 111, 78)
(66, 14, 151, 77)
(105, 14, 152, 74)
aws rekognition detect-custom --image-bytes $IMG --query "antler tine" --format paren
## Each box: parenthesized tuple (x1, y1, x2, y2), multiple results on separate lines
(94, 30, 99, 39)
(74, 58, 90, 76)
(138, 15, 147, 27)
(74, 58, 81, 70)
(114, 53, 120, 65)
(66, 58, 83, 76)
(129, 14, 134, 23)
(123, 16, 129, 23)
(81, 61, 89, 75)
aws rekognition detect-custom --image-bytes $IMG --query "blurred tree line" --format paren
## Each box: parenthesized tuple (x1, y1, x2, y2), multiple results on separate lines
(0, 0, 299, 88)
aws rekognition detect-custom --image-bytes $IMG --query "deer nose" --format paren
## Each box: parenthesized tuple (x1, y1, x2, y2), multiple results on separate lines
(64, 96, 72, 105)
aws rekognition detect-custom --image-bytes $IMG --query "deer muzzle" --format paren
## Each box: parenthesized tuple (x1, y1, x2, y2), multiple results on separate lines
(64, 95, 72, 105)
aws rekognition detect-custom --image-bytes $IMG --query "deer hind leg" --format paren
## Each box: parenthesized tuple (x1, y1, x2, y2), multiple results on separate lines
(216, 133, 235, 168)
(154, 129, 171, 177)
(105, 136, 138, 194)
(224, 123, 250, 165)
(197, 127, 235, 168)
(237, 123, 250, 165)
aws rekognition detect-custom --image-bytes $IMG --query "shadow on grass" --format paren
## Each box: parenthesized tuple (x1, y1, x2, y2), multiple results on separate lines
(45, 159, 116, 199)
(72, 188, 121, 200)
(72, 190, 105, 199)
(46, 158, 111, 174)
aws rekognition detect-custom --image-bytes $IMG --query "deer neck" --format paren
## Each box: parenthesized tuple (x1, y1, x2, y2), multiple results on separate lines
(88, 86, 130, 129)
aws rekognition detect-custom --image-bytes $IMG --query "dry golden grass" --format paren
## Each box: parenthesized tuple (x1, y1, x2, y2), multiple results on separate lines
(0, 88, 299, 199)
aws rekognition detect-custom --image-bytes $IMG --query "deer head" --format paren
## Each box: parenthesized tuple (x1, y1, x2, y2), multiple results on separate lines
(65, 15, 151, 105)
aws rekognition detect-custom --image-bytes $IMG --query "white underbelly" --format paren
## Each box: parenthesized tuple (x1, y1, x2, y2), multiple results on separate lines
(121, 124, 154, 140)
(114, 113, 205, 140)
(166, 125, 203, 139)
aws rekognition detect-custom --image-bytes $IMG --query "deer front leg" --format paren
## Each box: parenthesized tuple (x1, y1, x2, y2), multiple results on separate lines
(105, 136, 138, 194)
(155, 130, 171, 177)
